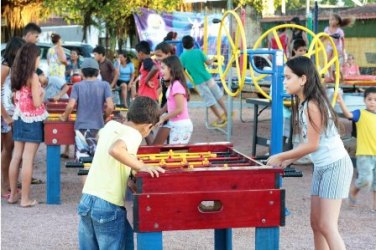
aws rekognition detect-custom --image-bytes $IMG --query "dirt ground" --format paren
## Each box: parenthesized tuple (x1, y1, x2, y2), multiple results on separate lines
(1, 98, 376, 250)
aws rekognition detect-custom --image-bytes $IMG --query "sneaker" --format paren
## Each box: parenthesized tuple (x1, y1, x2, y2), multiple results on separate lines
(211, 120, 227, 128)
(220, 112, 235, 121)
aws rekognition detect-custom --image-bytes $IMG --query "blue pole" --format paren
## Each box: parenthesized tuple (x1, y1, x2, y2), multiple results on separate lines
(314, 1, 319, 34)
(46, 145, 61, 204)
(248, 49, 284, 250)
(270, 50, 284, 155)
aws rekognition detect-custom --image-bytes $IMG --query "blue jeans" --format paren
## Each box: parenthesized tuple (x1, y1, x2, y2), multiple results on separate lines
(78, 194, 134, 250)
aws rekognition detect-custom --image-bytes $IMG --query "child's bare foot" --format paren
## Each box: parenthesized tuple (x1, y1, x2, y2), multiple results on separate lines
(20, 199, 38, 208)
(7, 192, 21, 204)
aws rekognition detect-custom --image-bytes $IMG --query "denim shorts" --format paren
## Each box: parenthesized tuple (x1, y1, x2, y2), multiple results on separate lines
(12, 118, 44, 143)
(355, 156, 376, 191)
(196, 78, 223, 107)
(78, 194, 134, 250)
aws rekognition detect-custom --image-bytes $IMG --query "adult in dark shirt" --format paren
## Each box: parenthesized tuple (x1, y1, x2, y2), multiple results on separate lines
(93, 45, 118, 88)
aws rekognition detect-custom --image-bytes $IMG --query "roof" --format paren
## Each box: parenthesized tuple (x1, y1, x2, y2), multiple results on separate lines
(261, 4, 376, 23)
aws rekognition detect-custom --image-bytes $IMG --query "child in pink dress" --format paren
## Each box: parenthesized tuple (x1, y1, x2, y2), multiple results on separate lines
(157, 56, 193, 144)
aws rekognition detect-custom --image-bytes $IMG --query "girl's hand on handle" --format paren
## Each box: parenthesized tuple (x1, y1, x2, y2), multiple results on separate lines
(281, 159, 295, 169)
(139, 165, 165, 178)
(267, 154, 284, 168)
(156, 115, 167, 127)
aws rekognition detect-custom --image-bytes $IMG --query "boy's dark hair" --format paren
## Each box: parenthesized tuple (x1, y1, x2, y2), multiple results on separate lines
(127, 96, 159, 125)
(364, 87, 376, 98)
(290, 17, 301, 25)
(155, 42, 174, 55)
(51, 33, 61, 44)
(135, 41, 151, 55)
(182, 35, 194, 49)
(293, 39, 306, 51)
(81, 68, 99, 78)
(93, 45, 106, 56)
(22, 23, 41, 37)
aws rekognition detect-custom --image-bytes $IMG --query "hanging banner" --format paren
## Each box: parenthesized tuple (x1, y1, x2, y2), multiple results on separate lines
(133, 8, 228, 56)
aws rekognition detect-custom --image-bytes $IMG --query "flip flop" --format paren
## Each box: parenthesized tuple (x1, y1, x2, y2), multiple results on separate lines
(60, 153, 69, 159)
(20, 200, 38, 208)
(31, 178, 44, 185)
(2, 193, 11, 199)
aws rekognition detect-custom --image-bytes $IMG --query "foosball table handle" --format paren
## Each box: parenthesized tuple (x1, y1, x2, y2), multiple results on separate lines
(283, 166, 303, 178)
(65, 162, 84, 168)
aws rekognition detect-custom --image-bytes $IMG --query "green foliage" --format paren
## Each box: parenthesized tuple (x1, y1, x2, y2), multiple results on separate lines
(237, 0, 282, 13)
(43, 0, 185, 46)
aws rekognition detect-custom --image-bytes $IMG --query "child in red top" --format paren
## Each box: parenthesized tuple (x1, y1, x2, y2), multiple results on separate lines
(8, 43, 48, 207)
(135, 41, 159, 101)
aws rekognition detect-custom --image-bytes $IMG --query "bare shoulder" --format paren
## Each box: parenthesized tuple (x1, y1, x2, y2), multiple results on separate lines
(306, 100, 320, 113)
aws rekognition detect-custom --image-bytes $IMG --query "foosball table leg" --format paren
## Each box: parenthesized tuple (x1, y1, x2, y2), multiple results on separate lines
(46, 145, 61, 204)
(214, 228, 232, 250)
(137, 232, 162, 250)
(255, 227, 279, 250)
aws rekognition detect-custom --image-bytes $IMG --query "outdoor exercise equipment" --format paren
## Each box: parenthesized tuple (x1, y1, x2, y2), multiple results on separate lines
(249, 24, 340, 106)
(215, 10, 247, 97)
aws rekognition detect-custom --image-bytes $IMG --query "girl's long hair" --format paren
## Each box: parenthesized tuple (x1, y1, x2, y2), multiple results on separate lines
(2, 37, 25, 68)
(332, 14, 355, 28)
(162, 55, 190, 101)
(11, 43, 40, 91)
(286, 56, 339, 134)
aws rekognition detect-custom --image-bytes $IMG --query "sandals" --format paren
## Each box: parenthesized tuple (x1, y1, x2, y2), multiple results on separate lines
(31, 177, 44, 185)
(20, 200, 38, 208)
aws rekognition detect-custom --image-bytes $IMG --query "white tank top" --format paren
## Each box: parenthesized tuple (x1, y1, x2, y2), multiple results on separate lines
(1, 72, 14, 115)
(299, 100, 347, 166)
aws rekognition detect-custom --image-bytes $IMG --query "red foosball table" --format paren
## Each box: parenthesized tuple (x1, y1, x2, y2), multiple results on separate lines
(132, 142, 285, 250)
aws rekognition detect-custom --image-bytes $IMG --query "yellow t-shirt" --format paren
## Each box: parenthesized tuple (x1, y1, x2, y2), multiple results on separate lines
(355, 109, 376, 156)
(82, 120, 142, 206)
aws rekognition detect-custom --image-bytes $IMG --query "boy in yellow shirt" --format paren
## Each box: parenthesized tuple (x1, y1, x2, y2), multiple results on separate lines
(77, 96, 165, 249)
(337, 87, 376, 211)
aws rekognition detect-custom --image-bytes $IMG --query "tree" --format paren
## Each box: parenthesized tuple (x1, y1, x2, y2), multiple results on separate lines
(1, 0, 50, 41)
(43, 0, 185, 52)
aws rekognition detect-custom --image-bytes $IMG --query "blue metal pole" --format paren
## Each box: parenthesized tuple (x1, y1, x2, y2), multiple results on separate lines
(314, 1, 319, 34)
(215, 229, 232, 250)
(270, 50, 284, 155)
(248, 49, 284, 250)
(137, 232, 163, 250)
(46, 145, 61, 204)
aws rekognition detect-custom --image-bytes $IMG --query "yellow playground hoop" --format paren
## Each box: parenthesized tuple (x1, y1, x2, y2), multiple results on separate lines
(250, 24, 340, 106)
(216, 10, 247, 97)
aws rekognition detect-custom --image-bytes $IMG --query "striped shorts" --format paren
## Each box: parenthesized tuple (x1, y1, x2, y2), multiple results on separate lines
(311, 155, 353, 199)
